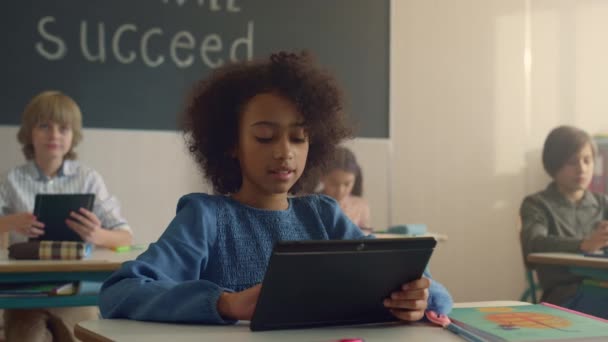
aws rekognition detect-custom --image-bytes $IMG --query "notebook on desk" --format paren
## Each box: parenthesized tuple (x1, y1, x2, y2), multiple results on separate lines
(0, 282, 77, 297)
(250, 237, 436, 331)
(446, 303, 608, 341)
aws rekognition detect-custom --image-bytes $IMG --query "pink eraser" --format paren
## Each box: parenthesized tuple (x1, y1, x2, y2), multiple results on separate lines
(425, 310, 451, 327)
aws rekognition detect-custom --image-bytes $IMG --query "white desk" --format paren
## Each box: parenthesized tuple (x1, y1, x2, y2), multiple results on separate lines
(527, 252, 608, 292)
(527, 252, 608, 270)
(76, 320, 461, 342)
(0, 247, 143, 273)
(0, 247, 143, 309)
(75, 301, 528, 342)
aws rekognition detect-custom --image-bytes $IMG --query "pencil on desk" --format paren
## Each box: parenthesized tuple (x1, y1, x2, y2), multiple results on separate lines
(446, 322, 484, 342)
(113, 245, 145, 253)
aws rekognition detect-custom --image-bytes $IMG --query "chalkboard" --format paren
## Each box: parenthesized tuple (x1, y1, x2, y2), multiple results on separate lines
(0, 0, 389, 138)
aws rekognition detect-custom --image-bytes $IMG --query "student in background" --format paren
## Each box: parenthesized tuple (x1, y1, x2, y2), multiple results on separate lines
(520, 125, 608, 318)
(0, 91, 133, 341)
(320, 146, 372, 232)
(99, 51, 453, 324)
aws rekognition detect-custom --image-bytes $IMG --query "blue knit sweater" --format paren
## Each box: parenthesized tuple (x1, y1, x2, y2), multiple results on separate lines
(100, 193, 452, 323)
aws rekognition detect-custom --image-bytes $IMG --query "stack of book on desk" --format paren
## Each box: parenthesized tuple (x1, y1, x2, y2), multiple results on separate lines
(0, 282, 77, 297)
(446, 303, 608, 341)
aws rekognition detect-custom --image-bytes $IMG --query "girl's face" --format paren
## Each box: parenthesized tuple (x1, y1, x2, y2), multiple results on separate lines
(234, 93, 309, 198)
(31, 120, 73, 162)
(321, 169, 356, 202)
(554, 142, 594, 195)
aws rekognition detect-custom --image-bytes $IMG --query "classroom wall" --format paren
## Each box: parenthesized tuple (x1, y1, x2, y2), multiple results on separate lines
(2, 0, 608, 303)
(391, 0, 608, 302)
(0, 127, 391, 243)
(0, 126, 210, 238)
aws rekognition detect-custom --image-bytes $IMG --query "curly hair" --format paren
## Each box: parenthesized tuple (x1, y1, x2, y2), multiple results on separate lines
(182, 51, 353, 194)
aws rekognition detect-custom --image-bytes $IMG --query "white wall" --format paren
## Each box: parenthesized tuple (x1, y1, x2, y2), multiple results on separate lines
(0, 126, 391, 244)
(0, 126, 212, 242)
(390, 0, 608, 302)
(2, 0, 608, 303)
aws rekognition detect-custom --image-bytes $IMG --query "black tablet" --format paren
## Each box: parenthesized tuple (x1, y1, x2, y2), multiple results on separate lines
(31, 194, 95, 242)
(250, 237, 436, 331)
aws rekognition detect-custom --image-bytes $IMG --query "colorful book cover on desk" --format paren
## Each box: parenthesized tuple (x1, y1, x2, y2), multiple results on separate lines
(0, 282, 77, 297)
(447, 303, 608, 341)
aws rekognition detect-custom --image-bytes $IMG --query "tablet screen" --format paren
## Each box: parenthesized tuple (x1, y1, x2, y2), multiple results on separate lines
(31, 193, 95, 242)
(251, 237, 436, 331)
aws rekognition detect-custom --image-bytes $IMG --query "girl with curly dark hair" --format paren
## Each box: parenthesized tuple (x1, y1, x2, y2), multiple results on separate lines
(99, 52, 452, 325)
